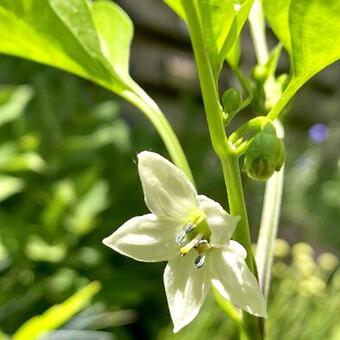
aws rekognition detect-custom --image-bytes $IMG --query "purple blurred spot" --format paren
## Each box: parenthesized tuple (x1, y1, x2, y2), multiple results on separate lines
(309, 123, 329, 143)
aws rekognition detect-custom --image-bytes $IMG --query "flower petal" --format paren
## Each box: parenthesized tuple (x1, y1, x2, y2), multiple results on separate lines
(197, 195, 240, 248)
(138, 151, 198, 220)
(103, 214, 179, 262)
(209, 241, 267, 317)
(164, 252, 210, 333)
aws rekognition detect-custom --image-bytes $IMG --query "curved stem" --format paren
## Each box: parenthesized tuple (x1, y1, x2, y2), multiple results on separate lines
(266, 78, 303, 121)
(122, 85, 194, 183)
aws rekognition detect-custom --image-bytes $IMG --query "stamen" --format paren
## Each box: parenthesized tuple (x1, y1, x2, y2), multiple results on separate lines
(194, 254, 206, 269)
(175, 230, 187, 246)
(195, 240, 211, 253)
(180, 234, 203, 256)
(184, 223, 196, 234)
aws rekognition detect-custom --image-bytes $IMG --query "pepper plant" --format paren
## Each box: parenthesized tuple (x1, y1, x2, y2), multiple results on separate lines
(1, 0, 340, 338)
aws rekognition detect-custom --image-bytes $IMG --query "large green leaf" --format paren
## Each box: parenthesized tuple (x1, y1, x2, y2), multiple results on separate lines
(165, 0, 253, 76)
(0, 0, 133, 95)
(263, 0, 340, 119)
(262, 0, 291, 53)
(264, 0, 340, 81)
(290, 0, 340, 80)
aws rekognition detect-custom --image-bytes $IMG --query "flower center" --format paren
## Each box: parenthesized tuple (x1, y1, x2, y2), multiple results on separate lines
(175, 211, 212, 269)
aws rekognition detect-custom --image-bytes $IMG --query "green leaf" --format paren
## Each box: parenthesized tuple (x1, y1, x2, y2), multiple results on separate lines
(262, 0, 291, 53)
(0, 0, 133, 95)
(0, 175, 24, 202)
(264, 0, 340, 120)
(0, 85, 33, 126)
(66, 180, 109, 235)
(164, 0, 185, 19)
(12, 282, 101, 340)
(290, 0, 340, 80)
(91, 0, 133, 79)
(264, 0, 340, 81)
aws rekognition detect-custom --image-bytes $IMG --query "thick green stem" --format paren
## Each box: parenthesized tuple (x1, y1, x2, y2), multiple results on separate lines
(180, 0, 262, 338)
(266, 78, 303, 121)
(221, 155, 254, 268)
(122, 85, 194, 183)
(180, 0, 254, 267)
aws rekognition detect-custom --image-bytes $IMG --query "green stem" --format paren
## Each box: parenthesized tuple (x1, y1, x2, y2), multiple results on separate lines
(266, 78, 303, 121)
(180, 0, 254, 266)
(180, 0, 262, 338)
(122, 84, 194, 183)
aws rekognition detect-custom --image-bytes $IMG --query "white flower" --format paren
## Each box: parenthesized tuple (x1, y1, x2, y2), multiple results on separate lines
(103, 151, 267, 332)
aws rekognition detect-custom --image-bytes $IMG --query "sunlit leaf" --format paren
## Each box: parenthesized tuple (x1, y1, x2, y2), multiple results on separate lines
(66, 180, 109, 235)
(0, 0, 134, 96)
(0, 85, 33, 126)
(265, 0, 340, 81)
(264, 0, 340, 119)
(262, 0, 291, 53)
(25, 235, 67, 263)
(91, 0, 133, 80)
(0, 175, 24, 202)
(164, 0, 185, 19)
(0, 142, 45, 173)
(13, 282, 101, 340)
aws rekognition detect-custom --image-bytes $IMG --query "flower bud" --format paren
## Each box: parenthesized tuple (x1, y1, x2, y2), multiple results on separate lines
(252, 64, 268, 84)
(244, 128, 285, 181)
(222, 88, 242, 114)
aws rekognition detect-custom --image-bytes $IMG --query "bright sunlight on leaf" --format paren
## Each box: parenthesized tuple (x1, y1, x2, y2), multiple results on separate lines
(264, 0, 340, 120)
(12, 281, 101, 340)
(0, 0, 134, 96)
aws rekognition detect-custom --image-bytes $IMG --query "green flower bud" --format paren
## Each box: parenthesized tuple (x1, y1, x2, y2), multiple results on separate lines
(252, 64, 268, 84)
(244, 130, 285, 181)
(222, 88, 242, 114)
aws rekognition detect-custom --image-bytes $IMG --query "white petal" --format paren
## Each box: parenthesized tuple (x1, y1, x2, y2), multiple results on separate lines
(103, 214, 179, 262)
(197, 195, 240, 248)
(209, 242, 267, 317)
(138, 151, 198, 220)
(164, 252, 210, 333)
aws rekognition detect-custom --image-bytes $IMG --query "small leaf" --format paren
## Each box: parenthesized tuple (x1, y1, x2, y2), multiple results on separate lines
(0, 175, 24, 202)
(0, 85, 33, 126)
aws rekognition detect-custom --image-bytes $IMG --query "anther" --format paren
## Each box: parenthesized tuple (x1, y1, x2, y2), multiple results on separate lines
(184, 223, 196, 234)
(194, 254, 206, 269)
(195, 240, 211, 253)
(180, 234, 203, 256)
(175, 230, 187, 246)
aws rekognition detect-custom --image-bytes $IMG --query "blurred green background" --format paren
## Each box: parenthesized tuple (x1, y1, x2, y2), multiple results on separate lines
(0, 1, 339, 339)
